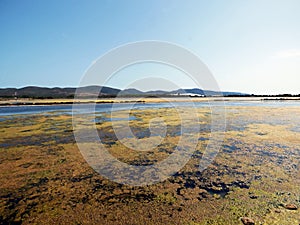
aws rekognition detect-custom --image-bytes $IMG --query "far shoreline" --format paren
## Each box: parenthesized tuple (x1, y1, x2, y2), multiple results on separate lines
(0, 96, 300, 106)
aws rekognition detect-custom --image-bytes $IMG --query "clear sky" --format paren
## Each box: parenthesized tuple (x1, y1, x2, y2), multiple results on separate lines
(0, 0, 299, 94)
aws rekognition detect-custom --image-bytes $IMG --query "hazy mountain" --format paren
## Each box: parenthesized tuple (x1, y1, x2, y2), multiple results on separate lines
(76, 86, 120, 97)
(118, 88, 144, 96)
(0, 86, 121, 98)
(170, 88, 205, 95)
(145, 90, 169, 95)
(0, 86, 248, 98)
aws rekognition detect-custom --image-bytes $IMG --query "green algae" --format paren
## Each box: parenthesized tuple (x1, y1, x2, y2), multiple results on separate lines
(0, 105, 300, 224)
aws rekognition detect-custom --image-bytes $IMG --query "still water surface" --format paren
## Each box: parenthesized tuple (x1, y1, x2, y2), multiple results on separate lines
(1, 100, 300, 116)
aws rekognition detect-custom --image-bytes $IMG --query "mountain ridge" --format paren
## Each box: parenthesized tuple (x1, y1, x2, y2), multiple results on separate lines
(0, 85, 248, 98)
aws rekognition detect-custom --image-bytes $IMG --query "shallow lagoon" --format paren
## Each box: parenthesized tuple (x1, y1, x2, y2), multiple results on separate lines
(1, 99, 300, 116)
(0, 100, 300, 224)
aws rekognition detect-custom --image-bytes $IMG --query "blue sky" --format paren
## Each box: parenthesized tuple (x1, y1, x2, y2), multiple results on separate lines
(0, 0, 299, 94)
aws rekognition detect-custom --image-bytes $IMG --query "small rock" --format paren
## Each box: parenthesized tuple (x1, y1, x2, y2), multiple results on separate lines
(285, 204, 298, 210)
(274, 209, 281, 213)
(249, 195, 258, 199)
(241, 217, 255, 225)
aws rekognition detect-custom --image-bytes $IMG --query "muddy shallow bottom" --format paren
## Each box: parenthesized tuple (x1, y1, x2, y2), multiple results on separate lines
(0, 104, 300, 224)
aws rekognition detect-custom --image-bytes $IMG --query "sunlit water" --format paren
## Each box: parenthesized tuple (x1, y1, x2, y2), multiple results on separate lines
(1, 100, 300, 116)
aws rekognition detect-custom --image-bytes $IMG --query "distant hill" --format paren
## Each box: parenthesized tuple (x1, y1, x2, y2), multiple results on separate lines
(118, 88, 144, 96)
(75, 86, 120, 97)
(0, 86, 121, 98)
(119, 88, 247, 97)
(0, 86, 248, 98)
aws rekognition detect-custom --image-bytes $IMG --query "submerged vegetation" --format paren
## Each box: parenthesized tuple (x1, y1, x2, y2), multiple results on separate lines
(0, 104, 300, 224)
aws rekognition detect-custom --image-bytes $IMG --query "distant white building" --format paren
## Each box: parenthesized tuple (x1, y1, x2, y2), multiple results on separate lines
(174, 93, 205, 97)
